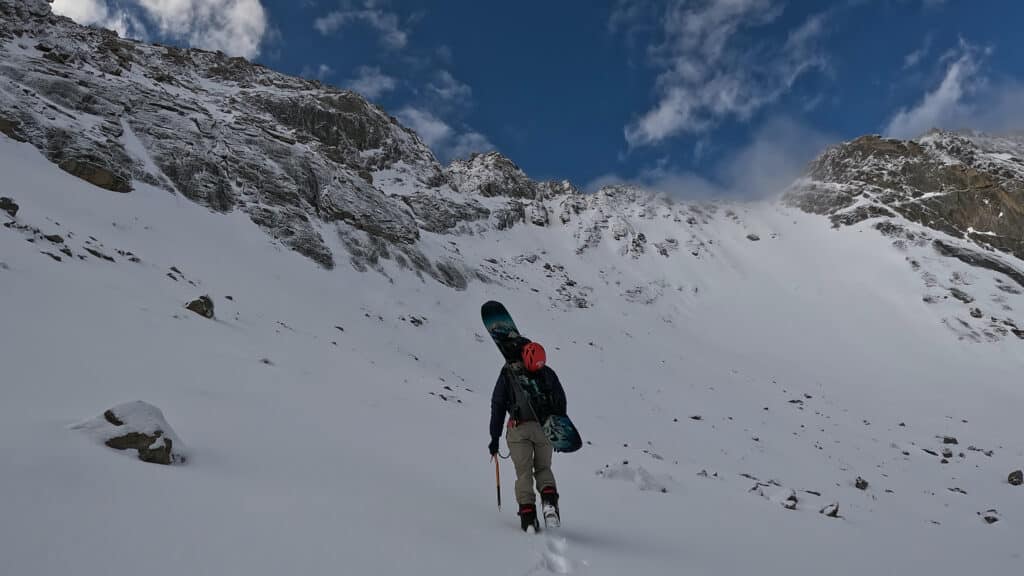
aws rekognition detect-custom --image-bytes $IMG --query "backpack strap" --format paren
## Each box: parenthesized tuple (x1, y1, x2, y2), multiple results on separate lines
(504, 363, 541, 422)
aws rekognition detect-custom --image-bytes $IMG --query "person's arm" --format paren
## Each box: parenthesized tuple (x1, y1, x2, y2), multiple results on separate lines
(489, 370, 508, 440)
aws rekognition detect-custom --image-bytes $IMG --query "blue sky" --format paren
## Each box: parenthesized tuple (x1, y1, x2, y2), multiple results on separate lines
(55, 0, 1024, 196)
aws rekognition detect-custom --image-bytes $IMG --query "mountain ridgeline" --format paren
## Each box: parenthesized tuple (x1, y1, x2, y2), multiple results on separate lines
(1, 0, 1023, 342)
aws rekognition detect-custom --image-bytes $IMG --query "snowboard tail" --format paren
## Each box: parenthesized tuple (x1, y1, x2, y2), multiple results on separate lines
(544, 414, 582, 453)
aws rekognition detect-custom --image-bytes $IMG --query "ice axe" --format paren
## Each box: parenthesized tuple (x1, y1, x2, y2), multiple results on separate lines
(492, 454, 501, 510)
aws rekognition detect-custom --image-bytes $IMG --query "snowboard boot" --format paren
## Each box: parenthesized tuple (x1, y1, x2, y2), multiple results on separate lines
(541, 487, 560, 528)
(518, 503, 540, 533)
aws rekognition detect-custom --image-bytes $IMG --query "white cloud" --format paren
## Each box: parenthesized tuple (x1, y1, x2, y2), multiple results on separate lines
(52, 0, 113, 26)
(903, 35, 932, 69)
(965, 82, 1024, 133)
(613, 0, 830, 148)
(427, 70, 472, 105)
(301, 63, 336, 81)
(589, 116, 835, 199)
(52, 0, 268, 58)
(396, 108, 493, 161)
(886, 40, 1024, 138)
(136, 0, 268, 58)
(885, 40, 985, 138)
(51, 0, 147, 39)
(397, 108, 453, 149)
(346, 66, 396, 99)
(448, 131, 494, 160)
(314, 1, 408, 50)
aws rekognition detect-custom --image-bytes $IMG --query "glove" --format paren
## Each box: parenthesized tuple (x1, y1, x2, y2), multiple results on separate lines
(488, 437, 499, 456)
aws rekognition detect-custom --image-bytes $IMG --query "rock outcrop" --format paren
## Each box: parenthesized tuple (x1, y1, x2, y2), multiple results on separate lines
(0, 0, 443, 269)
(0, 196, 17, 217)
(786, 132, 1024, 261)
(71, 401, 186, 465)
(185, 295, 215, 319)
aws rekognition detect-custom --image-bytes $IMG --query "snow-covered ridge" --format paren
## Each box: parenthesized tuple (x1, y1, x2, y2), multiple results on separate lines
(3, 1, 1024, 344)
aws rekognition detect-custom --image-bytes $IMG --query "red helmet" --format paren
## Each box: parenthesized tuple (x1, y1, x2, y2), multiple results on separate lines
(521, 341, 546, 372)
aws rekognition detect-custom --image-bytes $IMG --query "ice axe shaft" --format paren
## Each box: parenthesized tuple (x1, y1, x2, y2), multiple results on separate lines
(493, 455, 501, 510)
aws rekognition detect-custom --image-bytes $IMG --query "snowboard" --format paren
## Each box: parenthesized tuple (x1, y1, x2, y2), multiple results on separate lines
(481, 301, 583, 453)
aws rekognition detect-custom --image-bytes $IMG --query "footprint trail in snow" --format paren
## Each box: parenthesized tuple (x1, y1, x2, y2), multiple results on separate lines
(526, 535, 579, 575)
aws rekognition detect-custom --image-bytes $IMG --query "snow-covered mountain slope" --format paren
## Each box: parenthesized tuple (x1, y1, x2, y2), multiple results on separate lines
(4, 2, 1024, 574)
(3, 133, 1024, 576)
(786, 130, 1024, 343)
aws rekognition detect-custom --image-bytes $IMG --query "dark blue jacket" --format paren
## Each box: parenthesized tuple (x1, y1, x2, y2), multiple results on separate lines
(489, 365, 567, 440)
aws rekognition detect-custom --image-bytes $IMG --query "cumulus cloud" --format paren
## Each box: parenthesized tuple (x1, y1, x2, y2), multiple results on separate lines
(397, 108, 453, 149)
(345, 66, 396, 99)
(427, 70, 472, 105)
(611, 0, 830, 148)
(52, 0, 268, 58)
(301, 63, 336, 81)
(397, 108, 494, 161)
(882, 40, 1023, 139)
(51, 0, 147, 39)
(448, 131, 495, 160)
(314, 1, 408, 50)
(588, 117, 835, 199)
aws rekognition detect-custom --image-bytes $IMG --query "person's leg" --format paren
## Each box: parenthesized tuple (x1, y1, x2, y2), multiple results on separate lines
(527, 422, 556, 494)
(507, 425, 537, 506)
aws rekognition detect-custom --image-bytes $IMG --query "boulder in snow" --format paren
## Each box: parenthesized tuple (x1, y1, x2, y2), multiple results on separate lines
(0, 196, 17, 218)
(746, 234, 760, 242)
(949, 288, 974, 304)
(71, 401, 186, 465)
(820, 502, 840, 518)
(1009, 470, 1023, 486)
(186, 295, 215, 319)
(855, 476, 869, 490)
(979, 509, 1000, 524)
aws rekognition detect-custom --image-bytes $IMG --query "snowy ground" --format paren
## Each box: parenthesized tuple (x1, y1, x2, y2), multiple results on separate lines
(2, 136, 1023, 575)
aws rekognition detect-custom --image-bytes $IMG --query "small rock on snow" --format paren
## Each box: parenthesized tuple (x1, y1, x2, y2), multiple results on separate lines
(185, 295, 215, 319)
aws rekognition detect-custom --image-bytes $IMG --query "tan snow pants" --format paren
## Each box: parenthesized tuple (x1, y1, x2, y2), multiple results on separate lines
(507, 421, 556, 505)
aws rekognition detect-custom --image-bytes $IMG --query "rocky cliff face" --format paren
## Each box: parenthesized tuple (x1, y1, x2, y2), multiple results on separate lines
(786, 132, 1024, 261)
(0, 0, 455, 272)
(2, 1, 1023, 326)
(0, 1, 598, 280)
